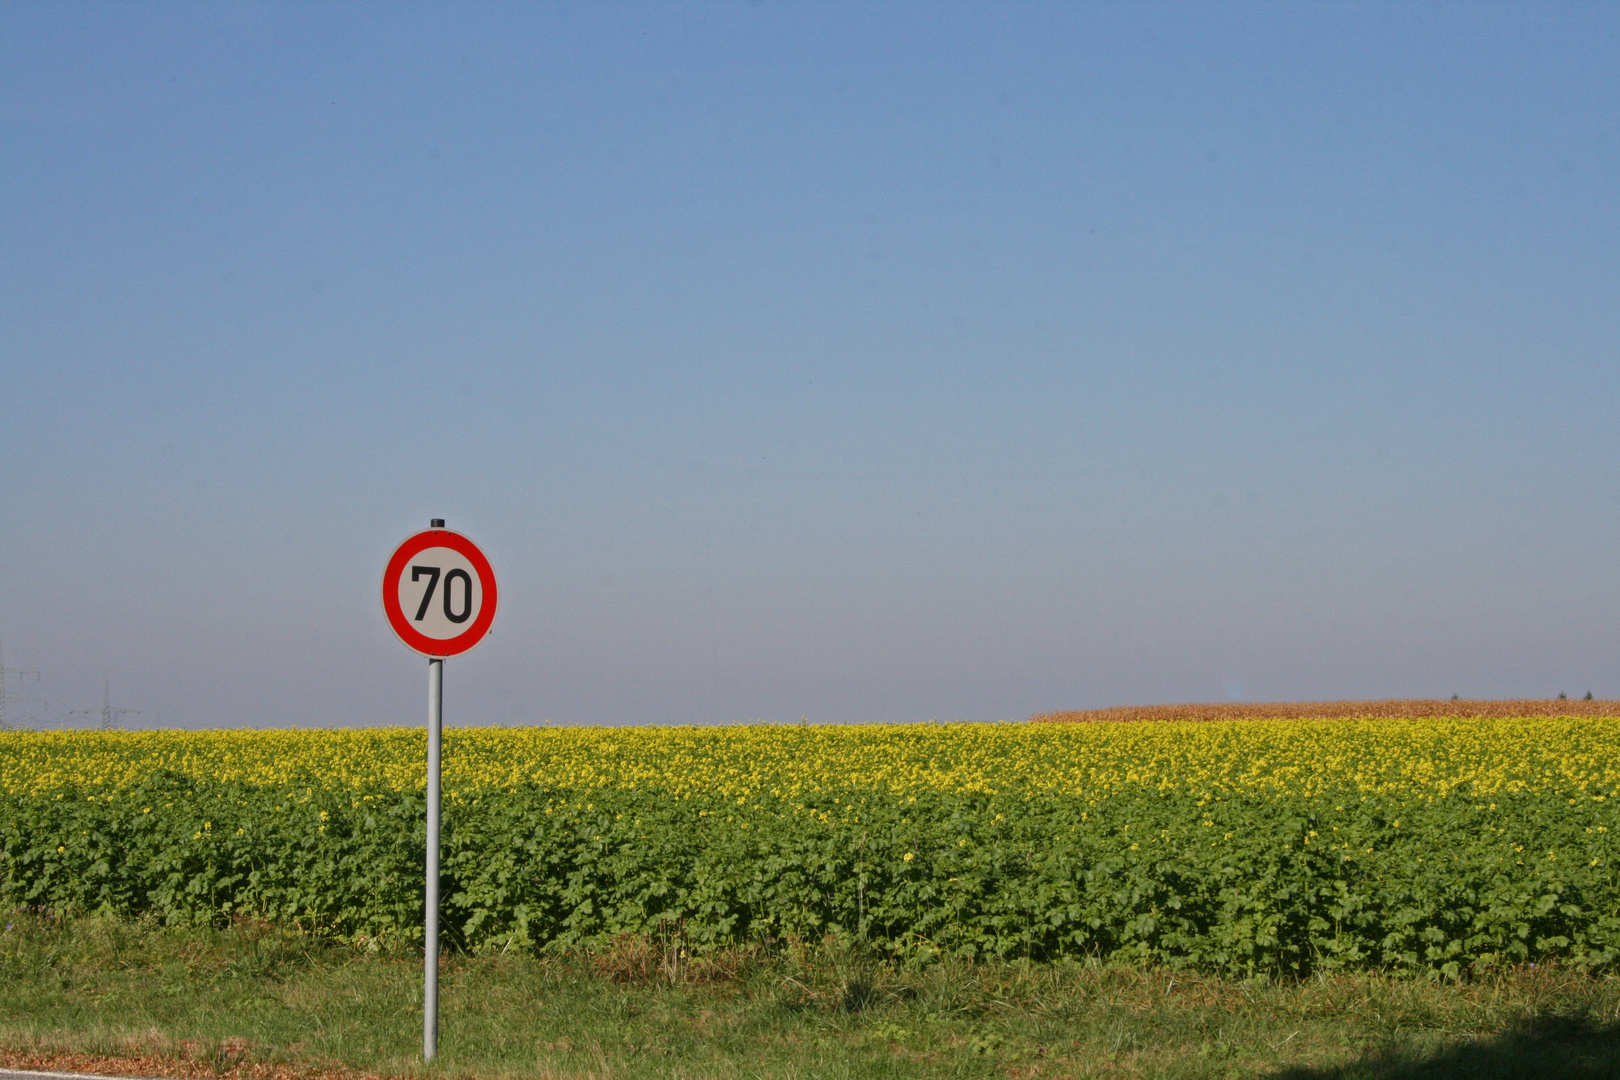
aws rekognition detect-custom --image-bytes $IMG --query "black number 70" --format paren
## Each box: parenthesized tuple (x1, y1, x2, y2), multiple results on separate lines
(411, 565, 473, 624)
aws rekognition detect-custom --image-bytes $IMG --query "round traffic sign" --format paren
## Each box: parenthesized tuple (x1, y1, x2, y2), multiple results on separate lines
(383, 526, 498, 657)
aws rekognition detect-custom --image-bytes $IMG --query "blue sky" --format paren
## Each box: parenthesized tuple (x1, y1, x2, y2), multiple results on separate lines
(1, 2, 1616, 728)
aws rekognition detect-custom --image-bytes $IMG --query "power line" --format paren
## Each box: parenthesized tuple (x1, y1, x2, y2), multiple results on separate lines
(72, 679, 140, 731)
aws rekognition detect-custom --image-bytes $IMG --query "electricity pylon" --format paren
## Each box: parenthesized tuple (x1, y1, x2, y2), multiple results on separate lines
(73, 680, 140, 731)
(0, 638, 44, 732)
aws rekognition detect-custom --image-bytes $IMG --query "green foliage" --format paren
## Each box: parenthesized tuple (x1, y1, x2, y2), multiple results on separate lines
(5, 773, 1618, 978)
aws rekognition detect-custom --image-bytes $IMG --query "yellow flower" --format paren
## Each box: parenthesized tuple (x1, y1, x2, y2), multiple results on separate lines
(3, 716, 1618, 804)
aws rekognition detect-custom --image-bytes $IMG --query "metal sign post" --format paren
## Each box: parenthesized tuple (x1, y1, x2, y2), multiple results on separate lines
(383, 518, 498, 1063)
(425, 654, 442, 1059)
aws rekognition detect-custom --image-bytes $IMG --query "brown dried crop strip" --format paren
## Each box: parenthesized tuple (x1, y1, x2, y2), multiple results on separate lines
(1030, 698, 1620, 724)
(0, 1040, 381, 1080)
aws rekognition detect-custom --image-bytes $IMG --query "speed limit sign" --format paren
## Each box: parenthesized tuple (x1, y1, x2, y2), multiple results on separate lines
(382, 524, 498, 658)
(383, 519, 498, 1063)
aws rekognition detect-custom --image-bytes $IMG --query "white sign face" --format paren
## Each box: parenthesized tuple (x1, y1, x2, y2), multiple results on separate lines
(396, 545, 487, 641)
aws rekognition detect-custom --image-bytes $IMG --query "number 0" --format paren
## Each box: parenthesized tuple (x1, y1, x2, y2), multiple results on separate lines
(443, 569, 473, 623)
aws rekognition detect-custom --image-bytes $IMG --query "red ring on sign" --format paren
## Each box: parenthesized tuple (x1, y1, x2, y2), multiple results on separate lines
(382, 529, 499, 658)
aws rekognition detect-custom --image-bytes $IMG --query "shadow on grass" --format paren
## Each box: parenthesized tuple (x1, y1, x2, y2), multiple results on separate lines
(1274, 1010, 1620, 1080)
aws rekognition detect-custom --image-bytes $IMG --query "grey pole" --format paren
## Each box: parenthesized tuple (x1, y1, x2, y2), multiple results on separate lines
(425, 653, 443, 1060)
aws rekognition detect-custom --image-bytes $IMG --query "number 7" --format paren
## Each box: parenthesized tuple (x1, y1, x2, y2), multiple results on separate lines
(411, 566, 441, 621)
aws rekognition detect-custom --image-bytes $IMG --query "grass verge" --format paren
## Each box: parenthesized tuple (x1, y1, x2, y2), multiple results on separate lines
(4, 913, 1620, 1079)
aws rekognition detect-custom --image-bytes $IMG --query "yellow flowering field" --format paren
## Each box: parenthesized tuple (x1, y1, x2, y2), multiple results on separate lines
(3, 718, 1619, 976)
(5, 716, 1619, 800)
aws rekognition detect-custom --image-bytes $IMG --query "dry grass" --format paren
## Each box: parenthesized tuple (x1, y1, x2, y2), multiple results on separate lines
(587, 932, 761, 985)
(1030, 698, 1620, 724)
